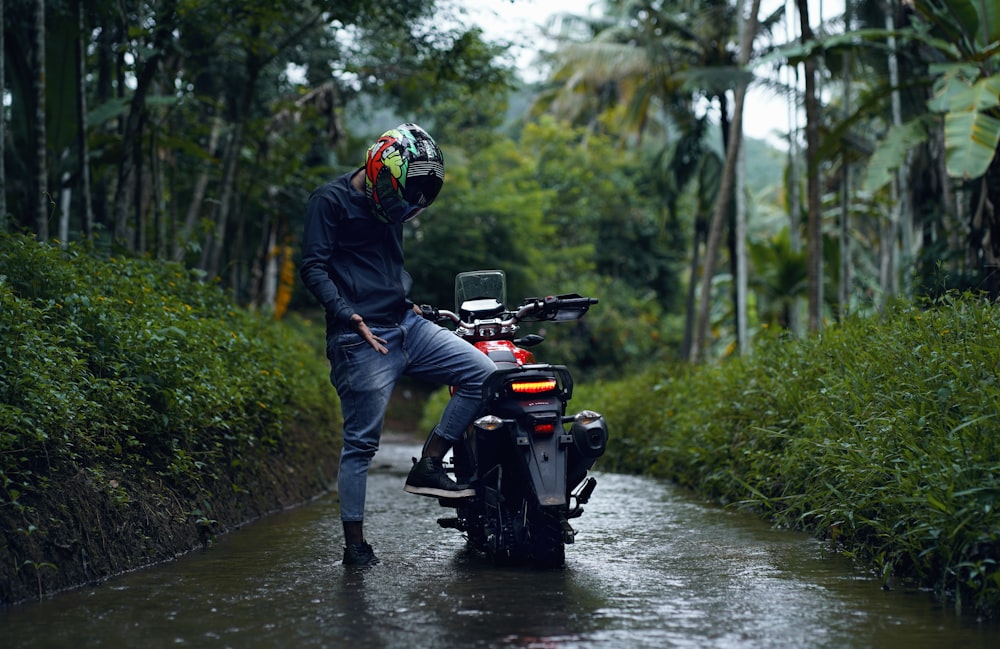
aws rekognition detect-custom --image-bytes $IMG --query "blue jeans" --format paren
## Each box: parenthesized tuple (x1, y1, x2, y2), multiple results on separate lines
(326, 309, 497, 522)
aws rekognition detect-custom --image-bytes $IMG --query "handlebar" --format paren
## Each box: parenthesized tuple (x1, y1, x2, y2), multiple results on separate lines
(421, 294, 598, 329)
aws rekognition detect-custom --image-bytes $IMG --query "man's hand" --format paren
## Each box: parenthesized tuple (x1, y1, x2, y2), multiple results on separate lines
(350, 314, 389, 354)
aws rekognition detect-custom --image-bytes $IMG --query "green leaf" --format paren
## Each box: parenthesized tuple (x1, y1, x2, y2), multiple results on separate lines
(862, 119, 930, 194)
(914, 0, 1000, 49)
(927, 493, 951, 514)
(928, 65, 985, 112)
(974, 0, 1000, 45)
(943, 110, 1000, 179)
(87, 97, 131, 129)
(947, 75, 1000, 112)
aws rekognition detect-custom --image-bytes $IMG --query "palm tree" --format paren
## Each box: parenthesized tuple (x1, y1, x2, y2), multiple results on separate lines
(538, 0, 781, 360)
(692, 0, 763, 361)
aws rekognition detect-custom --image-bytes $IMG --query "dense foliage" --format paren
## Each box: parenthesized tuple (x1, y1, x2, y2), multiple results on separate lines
(0, 233, 340, 603)
(582, 295, 1000, 616)
(403, 117, 686, 379)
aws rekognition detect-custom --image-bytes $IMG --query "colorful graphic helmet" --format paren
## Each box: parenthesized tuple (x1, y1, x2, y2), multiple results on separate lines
(365, 123, 445, 224)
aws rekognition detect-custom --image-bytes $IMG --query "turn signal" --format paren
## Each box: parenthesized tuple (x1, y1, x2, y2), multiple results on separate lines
(473, 415, 505, 431)
(510, 378, 557, 394)
(574, 410, 602, 425)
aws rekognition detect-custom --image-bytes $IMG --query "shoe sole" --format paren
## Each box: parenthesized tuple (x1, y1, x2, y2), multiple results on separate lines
(404, 484, 475, 498)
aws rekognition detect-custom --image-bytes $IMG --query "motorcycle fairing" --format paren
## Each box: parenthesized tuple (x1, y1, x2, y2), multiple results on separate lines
(474, 339, 535, 366)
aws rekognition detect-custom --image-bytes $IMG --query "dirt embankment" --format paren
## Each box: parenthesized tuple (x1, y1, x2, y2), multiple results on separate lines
(0, 422, 340, 608)
(0, 376, 439, 608)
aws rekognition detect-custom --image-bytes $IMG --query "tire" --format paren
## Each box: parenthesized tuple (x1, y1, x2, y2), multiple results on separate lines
(527, 510, 566, 568)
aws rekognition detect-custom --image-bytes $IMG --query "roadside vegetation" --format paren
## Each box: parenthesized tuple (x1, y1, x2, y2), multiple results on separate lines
(573, 294, 1000, 617)
(4, 0, 1000, 621)
(0, 234, 340, 606)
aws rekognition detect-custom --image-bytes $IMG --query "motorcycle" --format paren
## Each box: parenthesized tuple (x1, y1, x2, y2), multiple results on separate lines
(421, 270, 609, 568)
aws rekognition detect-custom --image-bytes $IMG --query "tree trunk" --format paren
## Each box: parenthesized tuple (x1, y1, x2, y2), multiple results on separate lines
(58, 151, 70, 244)
(33, 0, 48, 240)
(76, 0, 93, 238)
(839, 0, 853, 320)
(261, 226, 278, 310)
(202, 52, 259, 277)
(735, 1, 750, 354)
(883, 4, 909, 305)
(691, 0, 761, 362)
(91, 19, 117, 233)
(112, 0, 177, 250)
(681, 217, 706, 360)
(785, 28, 803, 336)
(797, 0, 823, 332)
(200, 120, 246, 276)
(175, 100, 224, 261)
(718, 93, 744, 351)
(151, 125, 167, 259)
(1, 0, 6, 232)
(735, 114, 748, 354)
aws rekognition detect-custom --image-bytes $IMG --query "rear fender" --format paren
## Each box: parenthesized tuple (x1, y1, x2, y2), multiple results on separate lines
(514, 417, 570, 507)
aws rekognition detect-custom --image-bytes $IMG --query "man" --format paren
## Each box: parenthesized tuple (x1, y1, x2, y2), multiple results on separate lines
(299, 123, 497, 567)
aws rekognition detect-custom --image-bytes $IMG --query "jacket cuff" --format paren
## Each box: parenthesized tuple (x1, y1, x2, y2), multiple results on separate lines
(331, 305, 355, 329)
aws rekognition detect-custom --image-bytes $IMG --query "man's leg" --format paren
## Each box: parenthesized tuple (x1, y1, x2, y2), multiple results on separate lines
(399, 312, 496, 497)
(327, 327, 403, 561)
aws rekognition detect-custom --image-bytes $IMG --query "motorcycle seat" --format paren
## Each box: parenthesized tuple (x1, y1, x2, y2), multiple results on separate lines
(486, 348, 520, 368)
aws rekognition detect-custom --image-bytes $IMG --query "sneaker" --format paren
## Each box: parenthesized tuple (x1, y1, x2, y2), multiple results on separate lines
(343, 541, 380, 567)
(404, 457, 475, 498)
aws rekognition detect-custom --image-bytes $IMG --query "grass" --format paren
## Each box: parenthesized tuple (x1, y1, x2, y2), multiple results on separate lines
(575, 295, 1000, 617)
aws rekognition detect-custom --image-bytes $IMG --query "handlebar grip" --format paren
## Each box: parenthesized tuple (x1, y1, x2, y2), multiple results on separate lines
(544, 294, 597, 307)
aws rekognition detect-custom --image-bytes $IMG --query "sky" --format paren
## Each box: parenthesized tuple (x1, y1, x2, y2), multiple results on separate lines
(456, 0, 847, 147)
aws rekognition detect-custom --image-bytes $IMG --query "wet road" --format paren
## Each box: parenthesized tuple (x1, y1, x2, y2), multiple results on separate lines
(3, 440, 998, 648)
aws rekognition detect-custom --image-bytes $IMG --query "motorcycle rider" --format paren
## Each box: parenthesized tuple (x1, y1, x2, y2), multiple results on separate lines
(300, 123, 497, 567)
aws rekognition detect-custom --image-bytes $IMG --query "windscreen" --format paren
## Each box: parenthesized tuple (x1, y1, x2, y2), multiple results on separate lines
(455, 270, 506, 311)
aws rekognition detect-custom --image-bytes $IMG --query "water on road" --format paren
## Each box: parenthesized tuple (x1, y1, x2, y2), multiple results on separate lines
(3, 440, 997, 648)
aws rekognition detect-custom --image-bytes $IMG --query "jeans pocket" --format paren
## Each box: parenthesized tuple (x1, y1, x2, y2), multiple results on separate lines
(327, 332, 367, 387)
(327, 331, 365, 358)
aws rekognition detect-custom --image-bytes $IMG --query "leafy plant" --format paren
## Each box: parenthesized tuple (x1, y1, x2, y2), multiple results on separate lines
(864, 0, 1000, 186)
(587, 291, 1000, 616)
(0, 233, 341, 603)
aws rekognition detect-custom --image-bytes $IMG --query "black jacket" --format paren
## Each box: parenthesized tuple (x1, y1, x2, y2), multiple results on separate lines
(299, 169, 413, 333)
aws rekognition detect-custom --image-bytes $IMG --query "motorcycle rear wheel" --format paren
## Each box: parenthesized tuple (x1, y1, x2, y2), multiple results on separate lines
(525, 507, 566, 568)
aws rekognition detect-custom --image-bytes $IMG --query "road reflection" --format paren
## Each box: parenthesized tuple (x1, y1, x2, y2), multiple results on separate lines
(2, 440, 998, 649)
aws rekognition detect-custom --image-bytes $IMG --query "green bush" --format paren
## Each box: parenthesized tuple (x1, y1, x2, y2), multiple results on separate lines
(0, 233, 339, 507)
(586, 295, 1000, 616)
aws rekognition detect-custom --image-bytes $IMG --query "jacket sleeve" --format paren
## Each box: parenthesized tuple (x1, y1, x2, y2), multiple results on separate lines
(299, 190, 355, 328)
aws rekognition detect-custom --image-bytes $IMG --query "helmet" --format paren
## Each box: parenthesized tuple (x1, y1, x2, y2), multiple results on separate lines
(365, 123, 445, 224)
